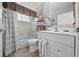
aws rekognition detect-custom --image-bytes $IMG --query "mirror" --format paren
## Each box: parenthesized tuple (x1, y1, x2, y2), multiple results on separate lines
(48, 2, 75, 32)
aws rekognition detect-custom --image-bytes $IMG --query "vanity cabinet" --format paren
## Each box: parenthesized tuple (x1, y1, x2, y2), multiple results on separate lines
(38, 32, 76, 57)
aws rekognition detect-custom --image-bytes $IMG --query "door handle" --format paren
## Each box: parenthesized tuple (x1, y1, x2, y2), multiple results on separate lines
(57, 49, 60, 52)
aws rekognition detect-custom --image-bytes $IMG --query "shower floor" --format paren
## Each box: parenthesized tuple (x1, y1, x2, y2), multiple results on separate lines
(8, 47, 39, 57)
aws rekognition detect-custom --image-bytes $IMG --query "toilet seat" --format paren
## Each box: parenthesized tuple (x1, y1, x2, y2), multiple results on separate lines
(28, 39, 38, 44)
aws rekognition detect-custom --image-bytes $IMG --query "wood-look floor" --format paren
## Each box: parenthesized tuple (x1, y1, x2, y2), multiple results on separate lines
(8, 47, 39, 57)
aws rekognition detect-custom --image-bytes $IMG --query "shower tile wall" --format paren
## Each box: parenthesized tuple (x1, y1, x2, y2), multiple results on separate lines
(15, 13, 33, 50)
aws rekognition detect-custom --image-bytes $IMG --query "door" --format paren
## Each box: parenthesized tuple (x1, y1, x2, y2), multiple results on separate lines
(0, 2, 4, 57)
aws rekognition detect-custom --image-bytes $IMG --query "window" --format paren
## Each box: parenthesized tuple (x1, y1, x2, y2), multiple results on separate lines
(22, 14, 30, 22)
(17, 12, 30, 22)
(17, 12, 22, 21)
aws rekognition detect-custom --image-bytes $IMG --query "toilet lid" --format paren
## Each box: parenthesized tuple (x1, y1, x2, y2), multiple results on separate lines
(28, 39, 38, 43)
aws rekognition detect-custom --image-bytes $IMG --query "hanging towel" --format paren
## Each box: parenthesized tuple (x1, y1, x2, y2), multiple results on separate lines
(39, 40, 42, 57)
(41, 40, 45, 56)
(44, 40, 48, 57)
(39, 39, 48, 57)
(41, 40, 48, 57)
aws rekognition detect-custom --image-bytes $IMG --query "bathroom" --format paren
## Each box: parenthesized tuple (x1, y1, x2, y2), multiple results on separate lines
(0, 2, 79, 57)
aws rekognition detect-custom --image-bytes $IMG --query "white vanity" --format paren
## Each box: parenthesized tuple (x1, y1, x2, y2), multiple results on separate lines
(38, 31, 77, 57)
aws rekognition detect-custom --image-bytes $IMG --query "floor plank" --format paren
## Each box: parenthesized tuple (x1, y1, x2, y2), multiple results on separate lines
(8, 47, 39, 57)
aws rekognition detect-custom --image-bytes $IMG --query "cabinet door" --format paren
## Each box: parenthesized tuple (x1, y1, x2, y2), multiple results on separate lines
(49, 40, 74, 57)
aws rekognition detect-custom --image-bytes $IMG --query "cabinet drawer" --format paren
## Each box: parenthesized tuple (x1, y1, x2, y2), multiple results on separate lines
(50, 41, 74, 57)
(50, 35, 74, 47)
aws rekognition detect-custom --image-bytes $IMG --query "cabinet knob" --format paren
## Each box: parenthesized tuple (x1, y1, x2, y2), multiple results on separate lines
(57, 49, 60, 52)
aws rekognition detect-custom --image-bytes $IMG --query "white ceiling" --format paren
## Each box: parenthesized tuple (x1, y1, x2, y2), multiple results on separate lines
(16, 2, 44, 11)
(49, 2, 73, 15)
(15, 2, 73, 19)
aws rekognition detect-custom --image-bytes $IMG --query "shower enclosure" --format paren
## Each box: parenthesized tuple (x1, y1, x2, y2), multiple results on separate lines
(2, 2, 16, 56)
(2, 2, 37, 57)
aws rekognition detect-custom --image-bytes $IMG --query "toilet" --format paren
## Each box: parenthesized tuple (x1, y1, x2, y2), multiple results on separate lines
(28, 39, 39, 53)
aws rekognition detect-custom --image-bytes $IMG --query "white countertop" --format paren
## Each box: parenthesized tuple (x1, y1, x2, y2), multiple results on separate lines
(39, 31, 77, 36)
